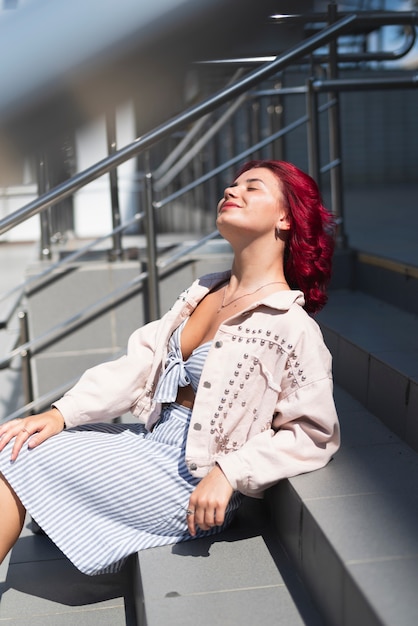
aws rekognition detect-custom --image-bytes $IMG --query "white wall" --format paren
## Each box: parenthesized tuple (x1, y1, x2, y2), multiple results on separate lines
(0, 100, 138, 242)
(73, 100, 137, 239)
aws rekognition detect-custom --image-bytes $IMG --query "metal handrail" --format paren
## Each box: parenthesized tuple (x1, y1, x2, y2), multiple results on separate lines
(153, 92, 248, 192)
(0, 270, 146, 369)
(4, 65, 382, 315)
(271, 10, 418, 27)
(277, 10, 418, 63)
(11, 22, 407, 308)
(313, 74, 418, 92)
(4, 105, 317, 362)
(6, 375, 87, 421)
(313, 24, 416, 64)
(0, 212, 144, 306)
(0, 230, 220, 370)
(154, 114, 310, 209)
(153, 67, 245, 183)
(0, 103, 328, 368)
(209, 11, 417, 66)
(0, 14, 356, 238)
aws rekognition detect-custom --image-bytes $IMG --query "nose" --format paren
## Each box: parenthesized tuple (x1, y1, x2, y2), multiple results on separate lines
(224, 184, 237, 198)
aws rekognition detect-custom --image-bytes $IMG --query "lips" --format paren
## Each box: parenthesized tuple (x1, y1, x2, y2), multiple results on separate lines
(220, 201, 240, 211)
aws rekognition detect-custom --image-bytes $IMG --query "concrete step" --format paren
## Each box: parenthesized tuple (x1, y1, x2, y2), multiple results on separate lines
(317, 288, 418, 452)
(0, 514, 135, 626)
(134, 501, 323, 626)
(268, 385, 418, 626)
(133, 385, 418, 626)
(353, 252, 418, 317)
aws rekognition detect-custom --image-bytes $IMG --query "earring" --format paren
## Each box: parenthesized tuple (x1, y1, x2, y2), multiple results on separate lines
(275, 226, 280, 240)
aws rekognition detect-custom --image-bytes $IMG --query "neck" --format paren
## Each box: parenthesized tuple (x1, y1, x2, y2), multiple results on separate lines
(229, 249, 286, 291)
(225, 229, 285, 282)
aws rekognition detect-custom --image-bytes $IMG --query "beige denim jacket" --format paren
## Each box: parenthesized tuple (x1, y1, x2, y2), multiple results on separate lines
(54, 270, 340, 497)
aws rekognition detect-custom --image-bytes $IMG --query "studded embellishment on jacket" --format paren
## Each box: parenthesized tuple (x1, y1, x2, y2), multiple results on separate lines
(54, 270, 340, 498)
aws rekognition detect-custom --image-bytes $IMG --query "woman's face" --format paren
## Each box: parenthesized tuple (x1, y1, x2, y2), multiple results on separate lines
(216, 167, 288, 238)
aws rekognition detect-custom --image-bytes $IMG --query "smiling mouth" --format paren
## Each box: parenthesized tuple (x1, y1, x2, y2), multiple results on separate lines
(220, 201, 240, 211)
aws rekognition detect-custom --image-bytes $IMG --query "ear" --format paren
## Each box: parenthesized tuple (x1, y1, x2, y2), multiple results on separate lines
(276, 211, 290, 232)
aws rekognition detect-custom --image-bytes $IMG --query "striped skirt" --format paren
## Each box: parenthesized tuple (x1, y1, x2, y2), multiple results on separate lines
(0, 403, 241, 575)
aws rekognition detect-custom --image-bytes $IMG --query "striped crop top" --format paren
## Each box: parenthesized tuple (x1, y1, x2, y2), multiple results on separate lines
(153, 319, 211, 404)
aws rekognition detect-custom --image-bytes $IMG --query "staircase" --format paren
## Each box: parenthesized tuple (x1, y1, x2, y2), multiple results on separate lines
(0, 2, 417, 625)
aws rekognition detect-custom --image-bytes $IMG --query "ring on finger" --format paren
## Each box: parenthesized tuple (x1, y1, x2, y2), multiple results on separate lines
(186, 509, 195, 516)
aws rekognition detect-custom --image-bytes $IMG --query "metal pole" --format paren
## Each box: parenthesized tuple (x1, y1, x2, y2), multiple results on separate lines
(143, 153, 160, 321)
(314, 75, 418, 92)
(105, 111, 123, 261)
(18, 310, 34, 415)
(327, 2, 347, 248)
(306, 77, 320, 183)
(36, 152, 52, 260)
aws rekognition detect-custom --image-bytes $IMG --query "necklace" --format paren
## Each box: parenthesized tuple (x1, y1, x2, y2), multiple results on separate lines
(218, 281, 288, 312)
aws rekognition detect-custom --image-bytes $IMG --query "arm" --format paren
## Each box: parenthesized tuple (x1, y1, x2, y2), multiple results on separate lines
(53, 319, 161, 428)
(0, 320, 162, 459)
(217, 376, 340, 498)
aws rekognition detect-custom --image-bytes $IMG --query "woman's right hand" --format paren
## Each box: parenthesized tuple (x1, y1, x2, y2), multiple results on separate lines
(0, 408, 65, 461)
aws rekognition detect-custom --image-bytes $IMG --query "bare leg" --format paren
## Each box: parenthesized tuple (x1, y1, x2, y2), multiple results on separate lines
(0, 473, 26, 563)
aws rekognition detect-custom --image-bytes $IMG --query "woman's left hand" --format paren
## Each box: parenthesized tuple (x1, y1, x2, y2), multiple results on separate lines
(0, 408, 65, 461)
(187, 465, 234, 536)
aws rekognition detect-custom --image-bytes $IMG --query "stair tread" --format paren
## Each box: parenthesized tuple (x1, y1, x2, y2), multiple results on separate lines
(136, 533, 319, 626)
(268, 384, 418, 626)
(317, 289, 418, 380)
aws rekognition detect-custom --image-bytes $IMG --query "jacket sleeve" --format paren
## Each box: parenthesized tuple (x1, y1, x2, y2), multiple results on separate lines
(53, 319, 161, 428)
(217, 375, 340, 498)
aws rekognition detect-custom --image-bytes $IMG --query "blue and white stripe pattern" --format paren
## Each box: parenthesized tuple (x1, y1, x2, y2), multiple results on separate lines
(154, 319, 210, 403)
(0, 323, 242, 576)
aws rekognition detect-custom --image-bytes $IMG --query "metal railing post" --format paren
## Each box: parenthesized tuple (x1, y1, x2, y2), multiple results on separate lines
(306, 77, 321, 183)
(143, 154, 160, 321)
(106, 111, 123, 261)
(327, 2, 347, 248)
(18, 310, 34, 415)
(36, 152, 52, 260)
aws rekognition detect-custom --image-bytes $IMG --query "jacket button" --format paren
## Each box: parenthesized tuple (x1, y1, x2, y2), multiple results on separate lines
(215, 340, 223, 348)
(189, 463, 197, 471)
(193, 423, 202, 431)
(203, 381, 211, 388)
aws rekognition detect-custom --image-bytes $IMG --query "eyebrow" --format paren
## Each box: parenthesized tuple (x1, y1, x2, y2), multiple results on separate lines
(231, 177, 267, 187)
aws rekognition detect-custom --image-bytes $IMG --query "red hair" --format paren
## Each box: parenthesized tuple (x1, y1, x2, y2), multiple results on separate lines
(236, 160, 335, 313)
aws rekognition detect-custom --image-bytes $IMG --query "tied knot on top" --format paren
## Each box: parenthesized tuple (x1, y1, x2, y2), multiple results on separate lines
(154, 347, 191, 403)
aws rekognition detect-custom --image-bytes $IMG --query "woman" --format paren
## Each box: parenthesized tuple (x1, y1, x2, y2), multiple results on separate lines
(0, 160, 340, 576)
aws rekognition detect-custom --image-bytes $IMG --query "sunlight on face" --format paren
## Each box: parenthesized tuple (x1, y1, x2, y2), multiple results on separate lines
(216, 168, 286, 237)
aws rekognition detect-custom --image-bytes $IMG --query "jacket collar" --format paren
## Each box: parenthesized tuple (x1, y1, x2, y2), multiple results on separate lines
(193, 271, 305, 312)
